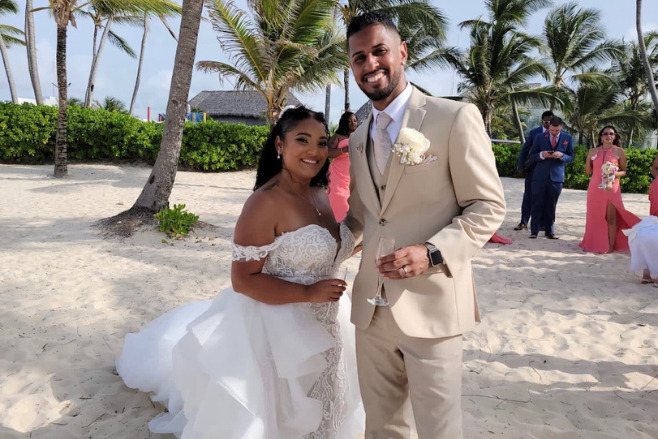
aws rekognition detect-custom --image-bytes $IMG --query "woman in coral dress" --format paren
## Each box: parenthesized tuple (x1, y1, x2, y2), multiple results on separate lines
(327, 112, 357, 221)
(579, 126, 640, 253)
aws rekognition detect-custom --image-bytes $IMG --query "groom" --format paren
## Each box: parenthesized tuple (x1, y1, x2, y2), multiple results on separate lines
(343, 10, 506, 439)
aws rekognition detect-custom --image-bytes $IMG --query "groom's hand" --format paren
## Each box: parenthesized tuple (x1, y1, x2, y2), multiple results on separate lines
(377, 244, 430, 279)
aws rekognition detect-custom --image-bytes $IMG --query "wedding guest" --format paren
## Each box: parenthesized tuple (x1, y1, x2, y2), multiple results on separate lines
(515, 110, 553, 231)
(528, 116, 573, 239)
(327, 111, 358, 221)
(580, 126, 640, 253)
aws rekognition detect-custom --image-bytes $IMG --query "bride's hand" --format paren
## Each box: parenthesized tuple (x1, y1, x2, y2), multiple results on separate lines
(305, 279, 347, 302)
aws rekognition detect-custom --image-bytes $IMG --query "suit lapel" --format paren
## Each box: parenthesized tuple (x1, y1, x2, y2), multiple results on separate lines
(380, 89, 427, 214)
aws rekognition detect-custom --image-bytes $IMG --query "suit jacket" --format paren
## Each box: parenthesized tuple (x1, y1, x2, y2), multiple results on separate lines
(343, 87, 506, 338)
(528, 131, 574, 183)
(518, 126, 543, 171)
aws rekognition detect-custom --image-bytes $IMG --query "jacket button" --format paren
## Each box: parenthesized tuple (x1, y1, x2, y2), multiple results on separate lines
(380, 184, 386, 191)
(379, 219, 387, 226)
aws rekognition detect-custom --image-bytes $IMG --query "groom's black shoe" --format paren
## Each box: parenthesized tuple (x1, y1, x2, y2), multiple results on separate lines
(514, 223, 527, 231)
(545, 233, 558, 239)
(529, 234, 537, 239)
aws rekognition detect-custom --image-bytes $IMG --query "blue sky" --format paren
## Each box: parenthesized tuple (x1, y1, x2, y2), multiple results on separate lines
(2, 0, 657, 124)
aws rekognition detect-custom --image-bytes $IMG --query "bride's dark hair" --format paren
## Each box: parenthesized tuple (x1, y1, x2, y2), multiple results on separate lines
(254, 106, 330, 190)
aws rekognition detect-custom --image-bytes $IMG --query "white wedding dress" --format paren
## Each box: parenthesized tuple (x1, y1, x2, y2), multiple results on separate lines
(116, 223, 364, 438)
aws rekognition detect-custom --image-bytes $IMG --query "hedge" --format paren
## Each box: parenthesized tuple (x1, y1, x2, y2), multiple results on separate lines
(0, 102, 268, 171)
(2, 102, 656, 192)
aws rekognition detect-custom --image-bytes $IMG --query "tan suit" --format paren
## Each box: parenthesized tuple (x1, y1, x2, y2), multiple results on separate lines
(344, 87, 506, 438)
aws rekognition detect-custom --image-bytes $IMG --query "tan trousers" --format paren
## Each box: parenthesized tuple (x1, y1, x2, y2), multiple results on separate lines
(355, 306, 463, 439)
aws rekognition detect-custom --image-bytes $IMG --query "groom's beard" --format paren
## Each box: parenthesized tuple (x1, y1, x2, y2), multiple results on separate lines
(362, 67, 403, 103)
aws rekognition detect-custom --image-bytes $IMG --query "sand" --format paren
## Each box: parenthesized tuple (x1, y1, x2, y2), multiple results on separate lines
(1, 164, 656, 439)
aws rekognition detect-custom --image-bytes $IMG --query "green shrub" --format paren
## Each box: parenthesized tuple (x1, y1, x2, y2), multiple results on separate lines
(154, 204, 199, 237)
(180, 120, 268, 171)
(492, 143, 521, 177)
(563, 144, 590, 191)
(0, 102, 267, 170)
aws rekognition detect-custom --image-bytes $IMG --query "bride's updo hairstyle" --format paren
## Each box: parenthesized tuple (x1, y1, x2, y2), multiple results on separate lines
(254, 105, 330, 190)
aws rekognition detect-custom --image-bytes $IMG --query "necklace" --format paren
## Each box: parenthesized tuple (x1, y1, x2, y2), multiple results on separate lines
(293, 190, 321, 216)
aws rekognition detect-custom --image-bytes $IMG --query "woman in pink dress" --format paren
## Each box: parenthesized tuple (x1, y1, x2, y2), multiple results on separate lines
(327, 112, 358, 221)
(580, 125, 640, 253)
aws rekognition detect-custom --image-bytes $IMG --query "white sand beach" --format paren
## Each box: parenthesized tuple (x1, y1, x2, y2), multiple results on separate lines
(1, 164, 656, 439)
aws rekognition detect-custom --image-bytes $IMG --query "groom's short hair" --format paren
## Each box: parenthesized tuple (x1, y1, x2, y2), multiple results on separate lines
(549, 116, 564, 127)
(347, 10, 399, 44)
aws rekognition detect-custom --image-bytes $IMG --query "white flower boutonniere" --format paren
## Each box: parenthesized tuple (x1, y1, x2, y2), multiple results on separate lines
(392, 128, 431, 165)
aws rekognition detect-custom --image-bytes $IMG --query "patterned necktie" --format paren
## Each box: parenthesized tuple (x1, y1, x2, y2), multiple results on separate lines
(374, 112, 393, 174)
(551, 135, 557, 149)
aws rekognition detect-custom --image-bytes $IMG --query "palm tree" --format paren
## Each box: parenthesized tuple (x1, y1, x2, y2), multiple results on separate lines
(198, 0, 347, 126)
(129, 2, 180, 116)
(567, 72, 622, 146)
(444, 0, 561, 137)
(33, 0, 179, 177)
(98, 0, 203, 235)
(636, 0, 658, 115)
(0, 0, 24, 104)
(131, 0, 204, 216)
(94, 95, 128, 112)
(543, 2, 621, 88)
(81, 4, 137, 107)
(610, 32, 658, 145)
(25, 0, 43, 104)
(336, 0, 448, 111)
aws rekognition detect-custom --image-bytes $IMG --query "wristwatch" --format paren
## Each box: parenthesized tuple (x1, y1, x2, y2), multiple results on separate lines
(424, 242, 443, 267)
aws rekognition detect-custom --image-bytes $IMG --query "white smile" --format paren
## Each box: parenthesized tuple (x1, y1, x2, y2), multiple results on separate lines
(302, 159, 318, 164)
(366, 71, 385, 83)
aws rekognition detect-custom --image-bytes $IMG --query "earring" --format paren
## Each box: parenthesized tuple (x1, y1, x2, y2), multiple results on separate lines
(277, 151, 281, 159)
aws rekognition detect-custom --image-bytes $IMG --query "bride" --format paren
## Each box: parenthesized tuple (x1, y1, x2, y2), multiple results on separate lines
(116, 106, 364, 438)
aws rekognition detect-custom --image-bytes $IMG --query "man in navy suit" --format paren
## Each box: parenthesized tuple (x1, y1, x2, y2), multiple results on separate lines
(528, 116, 574, 239)
(515, 110, 554, 230)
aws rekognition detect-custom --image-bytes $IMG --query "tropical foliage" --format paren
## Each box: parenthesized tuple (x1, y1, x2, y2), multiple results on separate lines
(0, 0, 24, 104)
(444, 0, 563, 137)
(198, 0, 347, 126)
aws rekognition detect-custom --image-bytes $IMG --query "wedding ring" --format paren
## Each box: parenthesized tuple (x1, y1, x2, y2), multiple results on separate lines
(402, 266, 408, 276)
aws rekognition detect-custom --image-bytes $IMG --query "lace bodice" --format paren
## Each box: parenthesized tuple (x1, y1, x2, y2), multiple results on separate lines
(232, 222, 356, 438)
(232, 223, 355, 285)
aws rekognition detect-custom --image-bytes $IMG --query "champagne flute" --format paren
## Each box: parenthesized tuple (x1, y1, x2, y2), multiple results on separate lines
(367, 236, 395, 306)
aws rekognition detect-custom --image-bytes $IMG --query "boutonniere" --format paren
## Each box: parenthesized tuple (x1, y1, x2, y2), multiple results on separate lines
(392, 128, 431, 165)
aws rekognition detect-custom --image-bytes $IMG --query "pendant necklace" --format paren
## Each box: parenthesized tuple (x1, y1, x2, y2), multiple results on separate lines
(294, 190, 321, 216)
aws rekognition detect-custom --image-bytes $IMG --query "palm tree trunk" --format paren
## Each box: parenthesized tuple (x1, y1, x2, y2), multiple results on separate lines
(25, 0, 42, 104)
(85, 16, 113, 107)
(130, 14, 148, 116)
(324, 84, 330, 122)
(343, 68, 350, 112)
(637, 0, 658, 114)
(0, 36, 18, 104)
(627, 128, 634, 147)
(511, 96, 525, 144)
(134, 0, 204, 212)
(54, 24, 68, 178)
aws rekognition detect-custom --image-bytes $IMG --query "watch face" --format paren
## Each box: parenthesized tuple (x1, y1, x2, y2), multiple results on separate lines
(430, 249, 442, 266)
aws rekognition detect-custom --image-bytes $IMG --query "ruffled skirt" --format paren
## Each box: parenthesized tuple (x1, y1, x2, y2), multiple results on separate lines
(116, 288, 364, 438)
